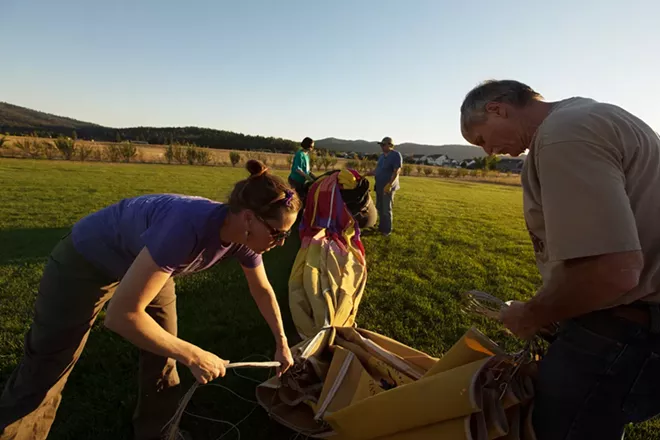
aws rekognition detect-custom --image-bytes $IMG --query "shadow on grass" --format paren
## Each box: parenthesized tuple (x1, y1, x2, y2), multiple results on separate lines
(0, 227, 71, 265)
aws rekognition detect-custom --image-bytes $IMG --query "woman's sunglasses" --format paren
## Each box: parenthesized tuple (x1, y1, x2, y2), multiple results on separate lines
(255, 214, 292, 242)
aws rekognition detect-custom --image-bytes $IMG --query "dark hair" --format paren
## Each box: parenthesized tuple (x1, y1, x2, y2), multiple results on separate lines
(301, 137, 314, 150)
(228, 160, 302, 220)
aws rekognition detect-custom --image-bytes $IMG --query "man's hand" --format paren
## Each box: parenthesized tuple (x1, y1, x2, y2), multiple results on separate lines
(274, 343, 294, 377)
(499, 301, 541, 340)
(383, 183, 392, 193)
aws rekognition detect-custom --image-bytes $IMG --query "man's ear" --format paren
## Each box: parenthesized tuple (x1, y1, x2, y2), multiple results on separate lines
(485, 102, 507, 117)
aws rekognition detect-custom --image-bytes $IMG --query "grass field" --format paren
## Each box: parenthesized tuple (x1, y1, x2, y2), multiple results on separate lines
(0, 158, 657, 439)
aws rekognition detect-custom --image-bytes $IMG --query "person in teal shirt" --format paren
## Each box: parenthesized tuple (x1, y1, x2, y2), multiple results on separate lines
(288, 137, 315, 199)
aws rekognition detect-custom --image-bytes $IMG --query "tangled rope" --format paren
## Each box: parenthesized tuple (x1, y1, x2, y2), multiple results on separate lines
(164, 359, 280, 440)
(461, 290, 509, 320)
(461, 290, 559, 338)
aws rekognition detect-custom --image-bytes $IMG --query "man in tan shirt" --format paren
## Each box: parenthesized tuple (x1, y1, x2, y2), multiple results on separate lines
(460, 80, 660, 439)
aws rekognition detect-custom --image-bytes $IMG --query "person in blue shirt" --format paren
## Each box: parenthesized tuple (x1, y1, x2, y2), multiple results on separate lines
(288, 137, 315, 200)
(0, 160, 299, 440)
(368, 137, 403, 236)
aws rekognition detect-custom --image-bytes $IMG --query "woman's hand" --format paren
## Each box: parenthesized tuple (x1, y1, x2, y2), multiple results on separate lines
(274, 343, 294, 377)
(187, 347, 229, 384)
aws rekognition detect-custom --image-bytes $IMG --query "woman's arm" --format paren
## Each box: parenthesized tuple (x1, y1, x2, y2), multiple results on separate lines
(242, 263, 293, 375)
(242, 263, 287, 346)
(104, 247, 228, 383)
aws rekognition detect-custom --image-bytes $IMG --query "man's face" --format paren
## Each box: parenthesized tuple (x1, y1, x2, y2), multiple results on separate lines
(462, 103, 527, 157)
(380, 142, 393, 154)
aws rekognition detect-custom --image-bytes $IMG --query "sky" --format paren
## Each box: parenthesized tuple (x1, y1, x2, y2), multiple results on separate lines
(1, 0, 659, 145)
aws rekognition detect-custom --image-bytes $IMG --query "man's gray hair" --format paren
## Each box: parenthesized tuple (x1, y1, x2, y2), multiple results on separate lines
(460, 80, 543, 134)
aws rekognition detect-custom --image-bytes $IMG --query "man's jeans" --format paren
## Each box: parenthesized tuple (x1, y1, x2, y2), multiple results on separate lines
(533, 315, 660, 439)
(375, 188, 395, 235)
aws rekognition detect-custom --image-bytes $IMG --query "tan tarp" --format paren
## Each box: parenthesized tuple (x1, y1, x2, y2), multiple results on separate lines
(257, 327, 537, 439)
(288, 229, 367, 340)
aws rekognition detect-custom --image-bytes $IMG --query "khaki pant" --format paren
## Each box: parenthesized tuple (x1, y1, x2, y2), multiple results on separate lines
(0, 234, 181, 440)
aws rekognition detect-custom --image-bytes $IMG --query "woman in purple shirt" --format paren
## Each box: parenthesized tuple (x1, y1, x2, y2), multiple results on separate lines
(0, 160, 300, 440)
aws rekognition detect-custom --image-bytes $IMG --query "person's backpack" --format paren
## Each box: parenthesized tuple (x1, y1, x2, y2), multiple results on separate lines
(306, 169, 376, 229)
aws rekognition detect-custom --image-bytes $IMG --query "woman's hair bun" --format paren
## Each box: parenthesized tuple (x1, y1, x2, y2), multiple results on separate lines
(228, 158, 302, 218)
(246, 159, 268, 178)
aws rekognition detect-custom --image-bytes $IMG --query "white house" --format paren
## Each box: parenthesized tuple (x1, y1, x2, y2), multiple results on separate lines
(427, 154, 449, 166)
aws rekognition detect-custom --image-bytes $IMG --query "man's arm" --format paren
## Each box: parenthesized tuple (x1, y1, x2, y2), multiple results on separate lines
(501, 138, 643, 338)
(528, 251, 642, 324)
(385, 152, 403, 189)
(503, 250, 643, 339)
(387, 167, 401, 186)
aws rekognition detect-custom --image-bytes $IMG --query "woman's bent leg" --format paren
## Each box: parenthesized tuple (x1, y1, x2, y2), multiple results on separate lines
(0, 235, 117, 440)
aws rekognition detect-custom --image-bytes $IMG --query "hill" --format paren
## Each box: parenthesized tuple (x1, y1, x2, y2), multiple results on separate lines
(0, 102, 99, 133)
(0, 101, 298, 152)
(1, 101, 489, 160)
(315, 137, 488, 161)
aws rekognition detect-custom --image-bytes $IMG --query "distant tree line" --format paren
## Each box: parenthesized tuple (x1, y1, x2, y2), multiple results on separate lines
(0, 125, 300, 153)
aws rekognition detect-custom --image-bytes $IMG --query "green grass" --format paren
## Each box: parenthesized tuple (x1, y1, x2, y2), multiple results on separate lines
(0, 158, 657, 439)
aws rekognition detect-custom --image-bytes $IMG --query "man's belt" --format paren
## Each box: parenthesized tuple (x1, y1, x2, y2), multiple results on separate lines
(609, 301, 660, 334)
(574, 301, 660, 339)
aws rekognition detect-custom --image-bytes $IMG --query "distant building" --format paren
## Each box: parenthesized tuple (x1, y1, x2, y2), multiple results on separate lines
(414, 154, 449, 166)
(496, 158, 524, 173)
(403, 154, 424, 164)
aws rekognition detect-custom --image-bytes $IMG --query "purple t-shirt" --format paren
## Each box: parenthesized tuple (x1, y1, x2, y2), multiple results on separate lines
(71, 194, 262, 280)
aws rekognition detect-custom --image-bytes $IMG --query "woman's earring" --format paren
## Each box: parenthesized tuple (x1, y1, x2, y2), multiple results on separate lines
(245, 218, 252, 241)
